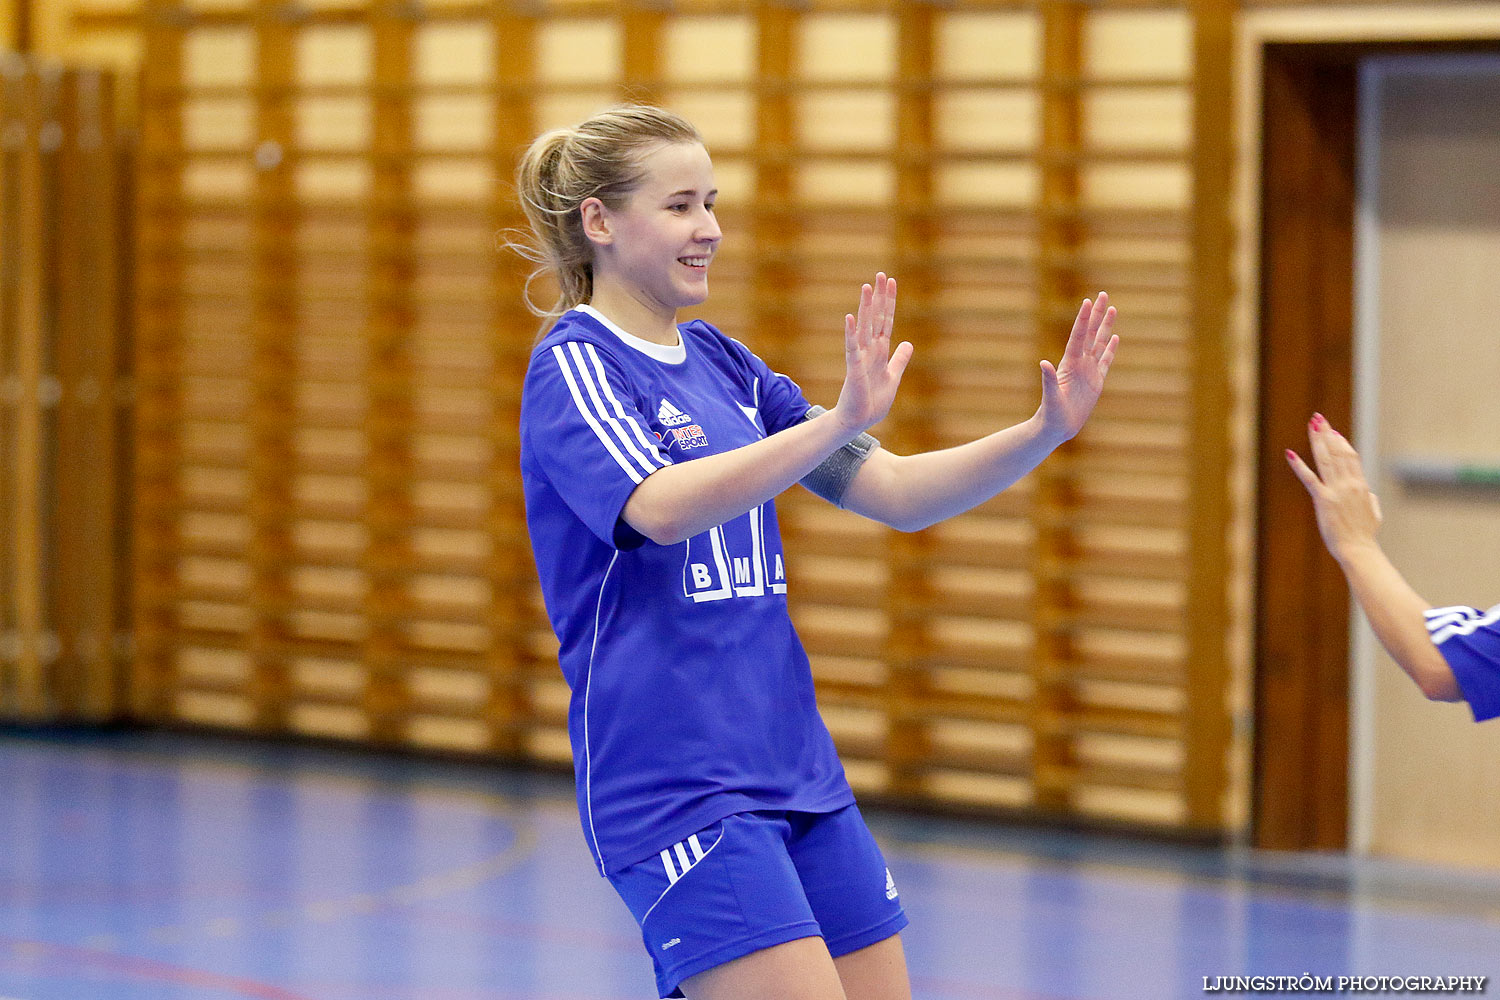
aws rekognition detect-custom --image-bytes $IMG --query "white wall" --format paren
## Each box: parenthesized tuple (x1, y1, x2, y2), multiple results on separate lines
(1354, 54, 1500, 869)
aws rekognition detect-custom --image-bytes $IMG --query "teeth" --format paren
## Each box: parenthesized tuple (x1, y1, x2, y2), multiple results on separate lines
(680, 257, 709, 266)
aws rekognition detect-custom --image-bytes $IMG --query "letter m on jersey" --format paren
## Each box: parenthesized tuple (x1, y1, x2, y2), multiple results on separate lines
(683, 504, 788, 603)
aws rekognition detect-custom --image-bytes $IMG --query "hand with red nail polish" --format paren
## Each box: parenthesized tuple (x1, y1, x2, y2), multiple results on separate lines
(1286, 414, 1380, 565)
(1285, 414, 1464, 706)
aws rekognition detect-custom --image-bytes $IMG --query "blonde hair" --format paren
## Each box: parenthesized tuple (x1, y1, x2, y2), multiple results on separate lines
(510, 105, 703, 326)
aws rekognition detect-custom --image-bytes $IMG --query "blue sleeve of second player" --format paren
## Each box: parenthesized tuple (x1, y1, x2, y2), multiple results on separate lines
(1425, 604, 1500, 722)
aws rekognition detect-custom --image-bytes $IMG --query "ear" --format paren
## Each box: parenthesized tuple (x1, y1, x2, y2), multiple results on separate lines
(580, 197, 612, 247)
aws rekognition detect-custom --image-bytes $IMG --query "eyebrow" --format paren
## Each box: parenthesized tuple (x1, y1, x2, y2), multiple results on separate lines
(664, 188, 718, 200)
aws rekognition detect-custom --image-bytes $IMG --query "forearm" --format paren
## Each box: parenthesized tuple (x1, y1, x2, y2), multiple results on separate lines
(622, 408, 858, 545)
(841, 414, 1064, 532)
(1337, 543, 1462, 701)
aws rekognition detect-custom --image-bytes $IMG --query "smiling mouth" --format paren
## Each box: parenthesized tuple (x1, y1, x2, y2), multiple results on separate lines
(678, 256, 711, 269)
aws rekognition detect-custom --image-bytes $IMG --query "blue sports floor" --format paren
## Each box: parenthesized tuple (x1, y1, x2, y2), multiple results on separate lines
(2, 729, 1496, 1000)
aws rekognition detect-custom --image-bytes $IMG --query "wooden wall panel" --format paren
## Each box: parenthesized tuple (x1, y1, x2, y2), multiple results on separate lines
(1, 56, 129, 721)
(109, 0, 1238, 835)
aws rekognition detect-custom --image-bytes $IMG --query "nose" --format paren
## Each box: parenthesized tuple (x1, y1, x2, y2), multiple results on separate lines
(697, 207, 721, 243)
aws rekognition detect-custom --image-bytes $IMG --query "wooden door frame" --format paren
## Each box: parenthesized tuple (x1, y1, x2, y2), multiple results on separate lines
(1246, 18, 1500, 850)
(1254, 42, 1360, 851)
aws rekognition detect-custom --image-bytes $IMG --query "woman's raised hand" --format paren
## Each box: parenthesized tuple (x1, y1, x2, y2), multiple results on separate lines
(1286, 414, 1384, 566)
(832, 273, 914, 436)
(1037, 293, 1119, 443)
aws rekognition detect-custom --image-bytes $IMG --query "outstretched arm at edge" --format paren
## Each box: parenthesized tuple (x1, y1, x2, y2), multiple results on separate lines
(1286, 415, 1461, 702)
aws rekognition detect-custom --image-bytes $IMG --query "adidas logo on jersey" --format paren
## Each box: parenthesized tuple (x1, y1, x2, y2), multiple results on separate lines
(658, 398, 693, 426)
(885, 868, 899, 900)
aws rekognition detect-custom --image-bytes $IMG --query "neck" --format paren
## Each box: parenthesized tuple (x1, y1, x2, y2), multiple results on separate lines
(586, 284, 680, 347)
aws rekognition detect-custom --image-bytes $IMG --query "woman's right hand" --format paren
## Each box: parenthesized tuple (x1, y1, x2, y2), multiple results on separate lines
(830, 273, 914, 437)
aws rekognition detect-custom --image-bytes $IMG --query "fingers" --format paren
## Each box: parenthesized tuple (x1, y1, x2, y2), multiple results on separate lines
(880, 274, 897, 345)
(1092, 305, 1117, 358)
(1307, 413, 1367, 484)
(867, 273, 894, 347)
(887, 340, 915, 381)
(1063, 298, 1093, 361)
(1088, 291, 1111, 342)
(856, 282, 875, 349)
(1285, 447, 1322, 497)
(848, 274, 897, 354)
(1039, 358, 1059, 399)
(1062, 292, 1117, 364)
(1097, 333, 1119, 378)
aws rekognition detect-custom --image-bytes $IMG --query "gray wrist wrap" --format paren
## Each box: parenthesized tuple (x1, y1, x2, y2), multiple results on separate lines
(799, 404, 879, 508)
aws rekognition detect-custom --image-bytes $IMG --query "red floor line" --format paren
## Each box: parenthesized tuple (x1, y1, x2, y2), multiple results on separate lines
(0, 937, 322, 1000)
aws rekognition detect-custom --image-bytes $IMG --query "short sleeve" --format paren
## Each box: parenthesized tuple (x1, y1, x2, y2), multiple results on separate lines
(758, 364, 814, 436)
(719, 337, 811, 435)
(522, 339, 672, 548)
(1425, 604, 1500, 722)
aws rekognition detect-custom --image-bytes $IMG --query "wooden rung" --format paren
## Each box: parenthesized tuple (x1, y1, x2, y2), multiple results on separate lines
(911, 691, 1031, 727)
(1037, 761, 1181, 796)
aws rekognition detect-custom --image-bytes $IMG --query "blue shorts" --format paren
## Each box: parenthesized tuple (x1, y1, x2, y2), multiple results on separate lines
(607, 804, 908, 999)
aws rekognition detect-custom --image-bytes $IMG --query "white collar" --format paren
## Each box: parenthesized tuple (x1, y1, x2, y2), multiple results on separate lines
(575, 304, 687, 365)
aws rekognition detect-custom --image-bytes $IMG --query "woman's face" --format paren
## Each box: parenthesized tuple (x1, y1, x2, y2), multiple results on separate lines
(589, 141, 721, 317)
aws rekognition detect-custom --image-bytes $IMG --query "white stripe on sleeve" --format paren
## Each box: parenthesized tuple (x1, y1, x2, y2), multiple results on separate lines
(552, 344, 657, 485)
(1429, 603, 1500, 645)
(1425, 608, 1473, 634)
(582, 343, 671, 464)
(566, 342, 663, 476)
(551, 344, 648, 484)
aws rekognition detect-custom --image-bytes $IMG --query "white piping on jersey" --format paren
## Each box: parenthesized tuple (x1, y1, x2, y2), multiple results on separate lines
(641, 828, 725, 925)
(735, 376, 763, 433)
(584, 550, 620, 876)
(551, 343, 662, 484)
(1427, 602, 1500, 644)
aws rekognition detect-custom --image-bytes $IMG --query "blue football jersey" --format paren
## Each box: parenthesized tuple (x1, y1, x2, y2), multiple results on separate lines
(1425, 604, 1500, 722)
(520, 306, 854, 874)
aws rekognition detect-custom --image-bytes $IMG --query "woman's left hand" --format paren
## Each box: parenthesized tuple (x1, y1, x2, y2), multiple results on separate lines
(1036, 292, 1119, 443)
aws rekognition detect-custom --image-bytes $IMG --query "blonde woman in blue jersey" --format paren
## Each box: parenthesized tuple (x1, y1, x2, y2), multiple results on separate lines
(513, 105, 1119, 1000)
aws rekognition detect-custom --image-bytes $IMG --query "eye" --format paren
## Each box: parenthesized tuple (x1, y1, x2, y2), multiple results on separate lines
(669, 203, 689, 213)
(705, 201, 716, 213)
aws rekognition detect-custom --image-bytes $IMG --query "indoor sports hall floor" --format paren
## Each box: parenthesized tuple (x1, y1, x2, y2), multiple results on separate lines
(2, 729, 1496, 1000)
